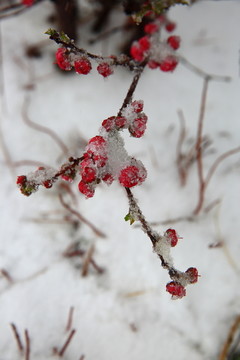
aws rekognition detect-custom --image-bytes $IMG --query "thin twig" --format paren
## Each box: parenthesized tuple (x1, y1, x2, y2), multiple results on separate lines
(81, 244, 95, 277)
(24, 329, 30, 360)
(205, 146, 240, 189)
(179, 55, 231, 82)
(58, 329, 76, 357)
(22, 97, 69, 156)
(58, 193, 106, 238)
(0, 268, 13, 283)
(66, 306, 74, 332)
(193, 77, 210, 215)
(10, 323, 24, 353)
(218, 315, 240, 360)
(176, 109, 187, 186)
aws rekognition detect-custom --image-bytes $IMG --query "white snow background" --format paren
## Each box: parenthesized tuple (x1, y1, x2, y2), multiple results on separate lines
(1, 1, 240, 359)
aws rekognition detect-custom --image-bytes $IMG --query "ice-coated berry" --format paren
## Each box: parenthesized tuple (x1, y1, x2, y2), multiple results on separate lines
(165, 228, 179, 247)
(74, 58, 92, 75)
(88, 136, 106, 146)
(167, 36, 180, 50)
(159, 56, 178, 72)
(129, 115, 147, 138)
(81, 166, 97, 183)
(131, 100, 144, 113)
(118, 165, 147, 188)
(102, 117, 116, 132)
(97, 63, 113, 77)
(78, 180, 95, 198)
(166, 281, 186, 298)
(55, 48, 71, 71)
(16, 175, 27, 185)
(185, 267, 199, 284)
(102, 173, 114, 185)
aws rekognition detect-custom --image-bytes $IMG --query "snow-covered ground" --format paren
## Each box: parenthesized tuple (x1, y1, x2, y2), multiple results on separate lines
(1, 1, 240, 359)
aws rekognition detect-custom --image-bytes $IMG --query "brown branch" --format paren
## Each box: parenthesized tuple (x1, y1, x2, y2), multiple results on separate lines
(0, 268, 13, 283)
(10, 323, 24, 353)
(81, 244, 95, 277)
(58, 193, 106, 238)
(24, 330, 30, 360)
(193, 77, 210, 215)
(176, 109, 187, 186)
(66, 306, 74, 332)
(218, 315, 240, 360)
(58, 329, 76, 357)
(22, 97, 69, 156)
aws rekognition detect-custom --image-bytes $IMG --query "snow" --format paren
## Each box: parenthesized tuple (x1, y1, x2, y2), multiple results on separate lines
(1, 1, 240, 359)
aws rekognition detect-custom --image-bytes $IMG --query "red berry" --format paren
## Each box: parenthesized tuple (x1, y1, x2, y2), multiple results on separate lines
(159, 56, 178, 72)
(167, 36, 180, 50)
(165, 228, 179, 247)
(78, 180, 95, 198)
(102, 173, 114, 185)
(43, 180, 52, 189)
(131, 100, 143, 113)
(185, 267, 199, 284)
(166, 281, 186, 298)
(165, 22, 176, 32)
(55, 48, 71, 71)
(115, 116, 127, 129)
(16, 175, 27, 185)
(144, 23, 159, 35)
(97, 63, 113, 77)
(22, 0, 34, 6)
(130, 44, 144, 62)
(129, 115, 147, 138)
(138, 36, 151, 52)
(118, 165, 147, 188)
(102, 116, 116, 132)
(88, 136, 106, 146)
(81, 166, 97, 183)
(74, 58, 92, 75)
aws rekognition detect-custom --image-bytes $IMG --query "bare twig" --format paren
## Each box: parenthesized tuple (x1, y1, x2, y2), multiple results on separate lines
(58, 329, 76, 357)
(176, 109, 188, 186)
(66, 306, 74, 332)
(24, 330, 30, 360)
(10, 323, 24, 353)
(193, 77, 210, 215)
(218, 315, 240, 360)
(58, 193, 106, 238)
(0, 268, 13, 283)
(22, 97, 69, 156)
(81, 244, 95, 277)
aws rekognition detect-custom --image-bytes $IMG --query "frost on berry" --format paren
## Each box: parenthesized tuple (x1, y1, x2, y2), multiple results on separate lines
(144, 22, 159, 35)
(74, 57, 92, 75)
(78, 180, 95, 198)
(166, 281, 186, 299)
(97, 62, 113, 77)
(165, 228, 179, 247)
(129, 114, 147, 138)
(185, 267, 199, 284)
(118, 163, 147, 188)
(55, 48, 72, 71)
(159, 56, 178, 72)
(130, 36, 150, 62)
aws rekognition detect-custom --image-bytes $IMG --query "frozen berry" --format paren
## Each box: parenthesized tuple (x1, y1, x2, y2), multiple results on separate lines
(118, 164, 147, 188)
(166, 281, 186, 298)
(81, 166, 97, 183)
(43, 180, 53, 189)
(159, 56, 178, 72)
(165, 228, 179, 247)
(138, 36, 151, 52)
(148, 60, 160, 69)
(102, 173, 114, 185)
(130, 44, 144, 62)
(131, 100, 143, 113)
(115, 116, 127, 129)
(97, 63, 113, 77)
(167, 36, 180, 50)
(55, 48, 71, 71)
(88, 136, 106, 146)
(78, 180, 95, 198)
(185, 267, 199, 284)
(129, 115, 147, 138)
(74, 58, 92, 75)
(102, 116, 116, 132)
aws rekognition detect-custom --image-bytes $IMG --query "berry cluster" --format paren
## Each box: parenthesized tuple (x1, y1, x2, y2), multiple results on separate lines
(77, 100, 148, 198)
(55, 48, 114, 78)
(130, 15, 180, 72)
(16, 167, 57, 196)
(21, 0, 34, 6)
(166, 267, 199, 299)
